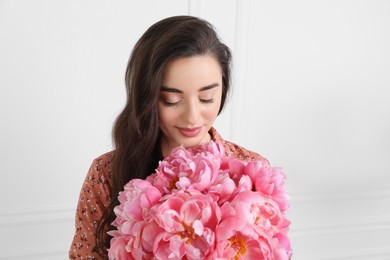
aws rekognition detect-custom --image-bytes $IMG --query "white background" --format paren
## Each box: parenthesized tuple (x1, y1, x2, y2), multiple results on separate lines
(1, 1, 389, 259)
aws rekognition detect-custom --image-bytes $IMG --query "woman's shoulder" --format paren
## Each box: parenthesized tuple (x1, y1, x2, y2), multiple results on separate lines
(92, 150, 115, 169)
(85, 150, 115, 187)
(210, 127, 268, 163)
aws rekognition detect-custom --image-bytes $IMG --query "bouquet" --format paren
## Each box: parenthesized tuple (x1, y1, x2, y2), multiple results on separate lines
(108, 141, 292, 259)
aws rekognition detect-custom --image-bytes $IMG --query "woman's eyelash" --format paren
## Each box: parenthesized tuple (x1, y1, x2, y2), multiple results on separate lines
(200, 98, 214, 104)
(162, 100, 179, 106)
(161, 98, 214, 106)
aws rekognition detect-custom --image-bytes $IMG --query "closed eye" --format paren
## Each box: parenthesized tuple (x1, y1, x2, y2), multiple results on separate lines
(200, 98, 214, 104)
(162, 100, 180, 106)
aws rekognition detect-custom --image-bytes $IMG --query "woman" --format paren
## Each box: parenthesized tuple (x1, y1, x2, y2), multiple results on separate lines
(69, 15, 265, 259)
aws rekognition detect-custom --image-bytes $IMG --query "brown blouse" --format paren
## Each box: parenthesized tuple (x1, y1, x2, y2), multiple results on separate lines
(69, 128, 266, 259)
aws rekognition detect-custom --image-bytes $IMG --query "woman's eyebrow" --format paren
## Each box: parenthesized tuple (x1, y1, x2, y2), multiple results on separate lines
(199, 83, 219, 92)
(160, 86, 183, 93)
(161, 83, 219, 93)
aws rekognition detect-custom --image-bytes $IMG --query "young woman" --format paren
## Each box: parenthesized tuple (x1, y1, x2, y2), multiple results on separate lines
(69, 15, 265, 259)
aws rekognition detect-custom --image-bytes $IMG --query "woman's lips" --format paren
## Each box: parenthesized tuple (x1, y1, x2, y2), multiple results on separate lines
(177, 126, 202, 138)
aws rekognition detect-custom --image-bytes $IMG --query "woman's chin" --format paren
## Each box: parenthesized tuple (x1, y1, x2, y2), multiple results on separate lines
(180, 134, 211, 148)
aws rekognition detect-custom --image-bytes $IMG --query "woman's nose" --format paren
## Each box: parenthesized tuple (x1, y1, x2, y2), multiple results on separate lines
(182, 99, 200, 125)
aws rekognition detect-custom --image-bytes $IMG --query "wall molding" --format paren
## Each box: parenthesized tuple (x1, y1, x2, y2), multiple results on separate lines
(289, 188, 390, 235)
(0, 247, 67, 259)
(0, 204, 75, 228)
(0, 204, 75, 259)
(290, 187, 390, 204)
(291, 217, 390, 237)
(289, 187, 390, 258)
(301, 247, 390, 260)
(229, 0, 254, 145)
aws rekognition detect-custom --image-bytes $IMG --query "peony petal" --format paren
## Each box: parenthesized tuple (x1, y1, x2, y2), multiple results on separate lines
(192, 220, 204, 236)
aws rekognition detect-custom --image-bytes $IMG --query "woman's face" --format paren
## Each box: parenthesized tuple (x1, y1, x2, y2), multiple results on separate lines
(158, 54, 223, 156)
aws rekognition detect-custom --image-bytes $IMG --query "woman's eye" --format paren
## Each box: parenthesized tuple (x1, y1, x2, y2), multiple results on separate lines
(162, 100, 180, 106)
(200, 98, 214, 104)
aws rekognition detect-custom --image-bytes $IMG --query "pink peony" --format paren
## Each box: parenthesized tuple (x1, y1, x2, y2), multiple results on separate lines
(108, 179, 163, 259)
(231, 191, 284, 237)
(272, 233, 293, 260)
(112, 179, 162, 234)
(245, 161, 290, 212)
(226, 157, 247, 184)
(150, 144, 222, 194)
(107, 236, 132, 260)
(188, 140, 225, 158)
(214, 216, 273, 259)
(153, 191, 219, 259)
(208, 172, 237, 204)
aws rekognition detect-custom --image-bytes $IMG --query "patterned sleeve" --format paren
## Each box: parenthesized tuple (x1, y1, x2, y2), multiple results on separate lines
(69, 153, 113, 260)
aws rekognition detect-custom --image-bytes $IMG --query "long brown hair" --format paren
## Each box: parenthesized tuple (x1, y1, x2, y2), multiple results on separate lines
(94, 15, 232, 257)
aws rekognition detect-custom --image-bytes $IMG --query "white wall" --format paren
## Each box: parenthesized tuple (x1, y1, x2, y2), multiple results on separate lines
(0, 1, 389, 259)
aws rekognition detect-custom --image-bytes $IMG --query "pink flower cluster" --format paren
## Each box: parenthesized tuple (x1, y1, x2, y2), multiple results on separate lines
(108, 141, 291, 259)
